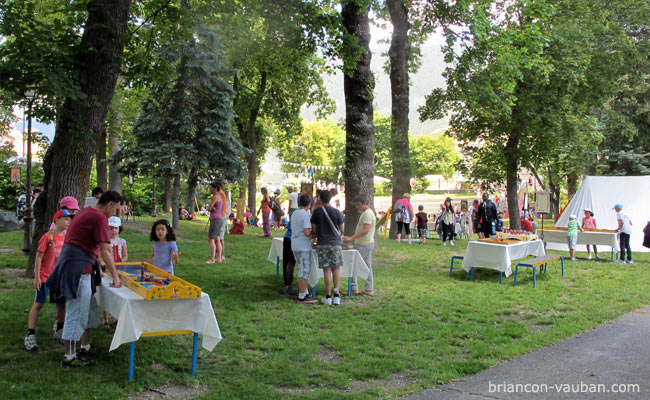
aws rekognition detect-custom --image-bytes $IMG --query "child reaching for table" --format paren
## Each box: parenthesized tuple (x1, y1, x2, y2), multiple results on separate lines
(148, 219, 179, 274)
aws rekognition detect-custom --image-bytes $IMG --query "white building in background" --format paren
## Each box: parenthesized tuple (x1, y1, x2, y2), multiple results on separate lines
(2, 125, 46, 163)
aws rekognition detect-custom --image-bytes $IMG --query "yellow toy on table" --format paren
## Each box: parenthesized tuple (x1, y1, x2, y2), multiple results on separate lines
(105, 262, 201, 300)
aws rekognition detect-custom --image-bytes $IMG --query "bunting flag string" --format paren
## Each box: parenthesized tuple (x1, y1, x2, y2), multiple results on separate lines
(279, 160, 343, 171)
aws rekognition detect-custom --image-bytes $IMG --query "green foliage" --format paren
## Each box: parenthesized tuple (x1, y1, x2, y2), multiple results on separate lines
(373, 113, 393, 179)
(410, 133, 461, 179)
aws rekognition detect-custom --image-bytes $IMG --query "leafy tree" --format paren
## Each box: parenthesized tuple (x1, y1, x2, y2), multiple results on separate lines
(419, 0, 637, 228)
(410, 133, 461, 179)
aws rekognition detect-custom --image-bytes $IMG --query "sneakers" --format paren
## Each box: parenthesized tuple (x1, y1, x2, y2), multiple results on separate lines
(284, 285, 298, 295)
(332, 295, 341, 306)
(587, 255, 592, 260)
(626, 260, 634, 264)
(24, 334, 37, 352)
(571, 257, 578, 261)
(595, 255, 601, 260)
(61, 356, 95, 368)
(321, 297, 332, 305)
(443, 242, 447, 247)
(297, 295, 317, 303)
(616, 259, 625, 263)
(450, 240, 455, 246)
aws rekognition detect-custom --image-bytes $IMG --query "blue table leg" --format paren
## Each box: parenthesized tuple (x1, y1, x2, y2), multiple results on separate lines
(449, 258, 454, 276)
(191, 333, 198, 376)
(129, 342, 135, 381)
(533, 267, 537, 288)
(513, 265, 519, 286)
(470, 267, 475, 281)
(348, 277, 352, 297)
(499, 271, 502, 284)
(561, 256, 565, 276)
(312, 286, 316, 298)
(276, 256, 280, 279)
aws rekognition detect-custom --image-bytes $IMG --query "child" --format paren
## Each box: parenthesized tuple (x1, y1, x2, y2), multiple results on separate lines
(25, 209, 73, 351)
(582, 208, 599, 260)
(495, 212, 504, 233)
(415, 205, 428, 244)
(459, 211, 472, 239)
(103, 216, 127, 325)
(567, 214, 583, 261)
(149, 219, 179, 274)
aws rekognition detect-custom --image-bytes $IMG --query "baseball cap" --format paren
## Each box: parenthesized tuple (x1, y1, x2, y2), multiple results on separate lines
(108, 216, 122, 228)
(613, 204, 623, 210)
(418, 205, 424, 210)
(274, 189, 281, 194)
(569, 214, 577, 220)
(584, 208, 592, 213)
(52, 209, 74, 223)
(59, 196, 79, 210)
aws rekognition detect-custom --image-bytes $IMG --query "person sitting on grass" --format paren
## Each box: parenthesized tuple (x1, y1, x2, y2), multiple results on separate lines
(292, 194, 316, 303)
(25, 210, 73, 352)
(311, 190, 344, 305)
(567, 214, 583, 261)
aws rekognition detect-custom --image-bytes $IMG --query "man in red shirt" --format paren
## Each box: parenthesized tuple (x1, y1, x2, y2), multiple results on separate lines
(47, 191, 122, 368)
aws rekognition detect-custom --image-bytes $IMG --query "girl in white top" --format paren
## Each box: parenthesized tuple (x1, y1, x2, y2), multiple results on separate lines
(104, 216, 127, 325)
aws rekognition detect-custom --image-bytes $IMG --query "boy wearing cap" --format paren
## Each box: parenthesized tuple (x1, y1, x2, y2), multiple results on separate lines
(25, 210, 73, 351)
(567, 214, 583, 261)
(614, 204, 633, 263)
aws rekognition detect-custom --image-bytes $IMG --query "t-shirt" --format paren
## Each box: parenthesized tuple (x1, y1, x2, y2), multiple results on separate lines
(355, 208, 376, 246)
(415, 212, 428, 230)
(521, 218, 534, 232)
(110, 237, 126, 262)
(153, 241, 178, 274)
(37, 231, 65, 283)
(582, 216, 596, 230)
(617, 212, 632, 234)
(64, 207, 110, 258)
(288, 192, 298, 209)
(291, 209, 312, 251)
(567, 219, 580, 237)
(311, 205, 344, 246)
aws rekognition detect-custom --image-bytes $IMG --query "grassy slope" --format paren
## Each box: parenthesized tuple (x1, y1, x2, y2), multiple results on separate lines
(0, 216, 648, 399)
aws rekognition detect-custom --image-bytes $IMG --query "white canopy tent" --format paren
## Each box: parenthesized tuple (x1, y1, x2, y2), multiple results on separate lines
(554, 176, 650, 253)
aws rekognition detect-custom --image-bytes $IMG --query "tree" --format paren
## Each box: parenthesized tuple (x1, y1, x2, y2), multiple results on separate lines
(420, 0, 637, 229)
(341, 0, 375, 234)
(410, 133, 461, 179)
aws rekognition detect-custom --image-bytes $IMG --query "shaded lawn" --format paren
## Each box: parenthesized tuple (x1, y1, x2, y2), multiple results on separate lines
(0, 216, 649, 399)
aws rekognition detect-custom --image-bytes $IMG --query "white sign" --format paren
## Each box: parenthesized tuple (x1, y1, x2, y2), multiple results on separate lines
(535, 192, 551, 214)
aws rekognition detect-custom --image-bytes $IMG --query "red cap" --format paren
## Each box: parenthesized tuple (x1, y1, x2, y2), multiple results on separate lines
(52, 209, 74, 224)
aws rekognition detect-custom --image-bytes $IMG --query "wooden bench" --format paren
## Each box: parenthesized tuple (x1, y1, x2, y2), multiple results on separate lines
(513, 254, 564, 288)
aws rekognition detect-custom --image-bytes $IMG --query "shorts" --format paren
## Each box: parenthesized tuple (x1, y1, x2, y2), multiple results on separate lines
(62, 274, 99, 342)
(567, 235, 578, 250)
(33, 285, 65, 304)
(316, 245, 342, 269)
(273, 209, 283, 222)
(418, 229, 428, 239)
(209, 218, 225, 240)
(218, 216, 227, 240)
(293, 250, 312, 279)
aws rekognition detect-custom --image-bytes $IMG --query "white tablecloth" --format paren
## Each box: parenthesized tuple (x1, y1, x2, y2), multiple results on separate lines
(461, 240, 546, 277)
(267, 237, 370, 287)
(540, 229, 618, 248)
(99, 275, 222, 352)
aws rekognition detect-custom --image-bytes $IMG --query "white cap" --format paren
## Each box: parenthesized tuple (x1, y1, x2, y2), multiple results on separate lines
(569, 214, 577, 220)
(584, 208, 592, 213)
(108, 216, 122, 227)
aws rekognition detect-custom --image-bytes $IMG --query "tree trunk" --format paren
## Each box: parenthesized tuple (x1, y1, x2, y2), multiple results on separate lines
(567, 173, 578, 200)
(96, 127, 108, 190)
(108, 79, 124, 193)
(151, 174, 157, 217)
(172, 174, 180, 229)
(505, 109, 522, 230)
(28, 0, 133, 278)
(163, 175, 172, 213)
(243, 70, 267, 214)
(342, 1, 375, 235)
(186, 166, 198, 214)
(547, 167, 561, 219)
(387, 0, 411, 240)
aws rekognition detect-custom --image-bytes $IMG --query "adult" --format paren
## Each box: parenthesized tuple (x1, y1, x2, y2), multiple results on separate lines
(207, 181, 224, 264)
(393, 193, 414, 244)
(46, 191, 123, 368)
(91, 186, 103, 199)
(287, 186, 298, 214)
(614, 204, 633, 263)
(281, 207, 298, 296)
(343, 196, 376, 296)
(311, 189, 344, 305)
(520, 216, 534, 232)
(440, 197, 456, 246)
(217, 182, 228, 260)
(271, 188, 283, 230)
(477, 193, 498, 238)
(256, 187, 272, 237)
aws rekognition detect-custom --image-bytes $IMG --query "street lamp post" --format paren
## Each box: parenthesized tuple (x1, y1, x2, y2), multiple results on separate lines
(21, 89, 37, 254)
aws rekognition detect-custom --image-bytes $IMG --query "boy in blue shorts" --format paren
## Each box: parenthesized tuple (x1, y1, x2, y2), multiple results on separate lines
(25, 209, 73, 351)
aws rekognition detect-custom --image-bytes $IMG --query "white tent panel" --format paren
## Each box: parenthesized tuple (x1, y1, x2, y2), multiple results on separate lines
(553, 176, 650, 253)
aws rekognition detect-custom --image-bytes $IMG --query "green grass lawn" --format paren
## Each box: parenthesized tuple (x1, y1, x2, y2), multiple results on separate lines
(0, 216, 649, 399)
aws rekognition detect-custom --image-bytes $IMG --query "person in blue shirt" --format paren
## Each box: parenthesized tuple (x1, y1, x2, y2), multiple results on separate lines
(495, 212, 504, 232)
